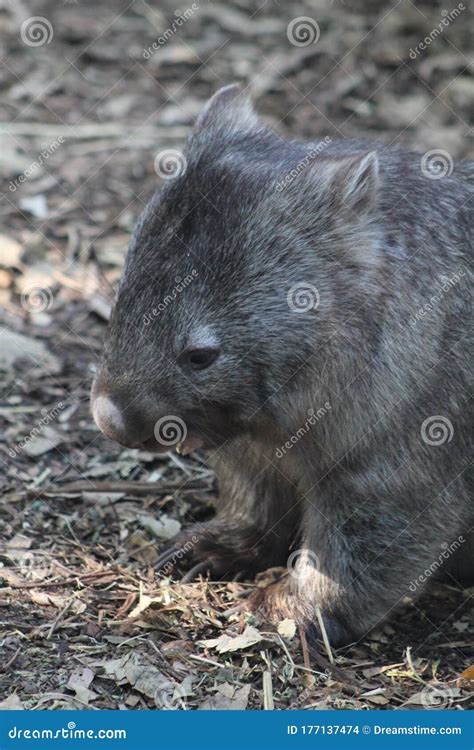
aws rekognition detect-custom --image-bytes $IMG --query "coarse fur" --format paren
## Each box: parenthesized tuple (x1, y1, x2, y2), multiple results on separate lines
(91, 85, 473, 649)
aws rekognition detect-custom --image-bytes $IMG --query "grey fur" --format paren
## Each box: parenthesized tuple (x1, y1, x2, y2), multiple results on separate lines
(92, 85, 473, 647)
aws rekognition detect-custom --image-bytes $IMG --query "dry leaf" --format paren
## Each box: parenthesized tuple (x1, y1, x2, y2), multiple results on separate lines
(0, 328, 60, 373)
(66, 667, 97, 704)
(99, 653, 172, 700)
(0, 234, 22, 267)
(200, 625, 263, 654)
(139, 514, 181, 540)
(198, 683, 250, 710)
(277, 618, 296, 639)
(22, 426, 64, 457)
(0, 693, 24, 710)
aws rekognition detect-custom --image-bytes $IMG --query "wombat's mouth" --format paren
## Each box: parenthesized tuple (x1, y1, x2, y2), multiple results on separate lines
(138, 434, 205, 456)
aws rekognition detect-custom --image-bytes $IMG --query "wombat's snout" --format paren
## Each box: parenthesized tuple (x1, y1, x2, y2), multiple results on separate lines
(91, 383, 161, 450)
(92, 395, 130, 444)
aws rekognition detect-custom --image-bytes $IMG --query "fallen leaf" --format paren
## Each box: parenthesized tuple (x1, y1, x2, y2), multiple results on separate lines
(99, 653, 172, 700)
(277, 618, 296, 639)
(200, 625, 263, 654)
(198, 684, 250, 710)
(461, 665, 474, 681)
(22, 426, 64, 457)
(66, 667, 97, 704)
(126, 529, 158, 564)
(128, 593, 159, 619)
(0, 328, 60, 373)
(19, 195, 49, 219)
(139, 514, 181, 540)
(29, 590, 86, 614)
(0, 693, 24, 710)
(0, 234, 22, 267)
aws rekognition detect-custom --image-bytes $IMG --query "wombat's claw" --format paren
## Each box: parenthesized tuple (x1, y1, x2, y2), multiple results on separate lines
(181, 561, 212, 582)
(154, 545, 183, 571)
(223, 587, 260, 618)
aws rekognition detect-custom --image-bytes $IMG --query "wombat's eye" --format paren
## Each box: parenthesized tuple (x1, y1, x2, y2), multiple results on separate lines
(179, 347, 220, 371)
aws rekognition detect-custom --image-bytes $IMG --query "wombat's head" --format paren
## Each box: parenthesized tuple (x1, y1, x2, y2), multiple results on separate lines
(91, 85, 380, 454)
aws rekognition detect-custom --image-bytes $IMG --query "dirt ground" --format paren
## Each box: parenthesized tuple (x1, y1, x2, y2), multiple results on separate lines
(0, 0, 473, 711)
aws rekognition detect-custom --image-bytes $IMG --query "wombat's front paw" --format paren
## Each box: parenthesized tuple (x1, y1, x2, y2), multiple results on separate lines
(154, 522, 269, 582)
(241, 577, 352, 649)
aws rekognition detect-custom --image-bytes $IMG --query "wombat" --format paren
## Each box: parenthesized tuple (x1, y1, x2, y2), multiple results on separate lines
(91, 85, 473, 648)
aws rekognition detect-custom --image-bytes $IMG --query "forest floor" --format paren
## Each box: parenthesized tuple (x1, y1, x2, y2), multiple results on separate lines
(0, 0, 472, 710)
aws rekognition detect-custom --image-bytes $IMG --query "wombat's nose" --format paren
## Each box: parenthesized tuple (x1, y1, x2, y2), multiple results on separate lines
(92, 395, 129, 444)
(92, 391, 157, 448)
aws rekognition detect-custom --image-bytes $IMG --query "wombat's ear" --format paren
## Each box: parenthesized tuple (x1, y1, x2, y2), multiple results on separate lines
(194, 83, 260, 134)
(329, 152, 379, 217)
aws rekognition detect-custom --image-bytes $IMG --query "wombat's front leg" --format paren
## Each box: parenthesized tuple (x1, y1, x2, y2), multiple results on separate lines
(156, 442, 301, 581)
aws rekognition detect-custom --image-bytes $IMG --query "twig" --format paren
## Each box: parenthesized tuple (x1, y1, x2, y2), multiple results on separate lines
(315, 604, 334, 664)
(19, 479, 210, 498)
(298, 626, 311, 670)
(1, 646, 22, 672)
(261, 650, 274, 710)
(47, 599, 73, 639)
(0, 122, 188, 140)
